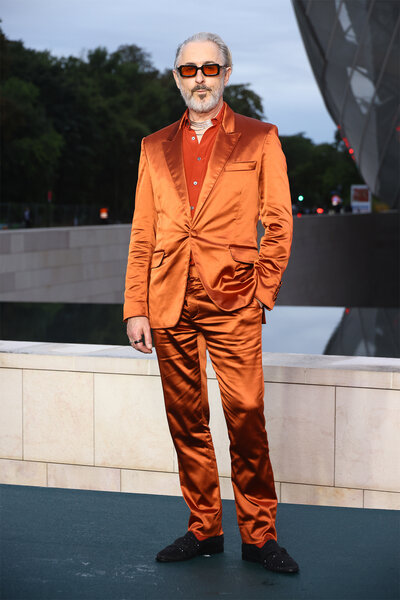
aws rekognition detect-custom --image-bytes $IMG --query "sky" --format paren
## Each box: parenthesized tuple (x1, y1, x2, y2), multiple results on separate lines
(1, 0, 337, 143)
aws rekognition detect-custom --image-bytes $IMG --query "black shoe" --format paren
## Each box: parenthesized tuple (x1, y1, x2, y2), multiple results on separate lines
(156, 531, 224, 562)
(242, 539, 299, 573)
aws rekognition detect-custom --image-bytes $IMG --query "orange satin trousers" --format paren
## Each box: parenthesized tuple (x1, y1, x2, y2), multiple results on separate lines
(152, 266, 277, 545)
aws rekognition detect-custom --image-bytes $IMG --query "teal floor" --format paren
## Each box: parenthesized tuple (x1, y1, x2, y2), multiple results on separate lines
(1, 484, 399, 599)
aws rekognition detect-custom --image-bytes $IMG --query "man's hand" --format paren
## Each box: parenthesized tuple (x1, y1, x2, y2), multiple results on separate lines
(127, 317, 152, 354)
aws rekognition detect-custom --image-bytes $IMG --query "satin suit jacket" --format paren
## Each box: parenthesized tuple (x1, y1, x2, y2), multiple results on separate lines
(124, 103, 293, 329)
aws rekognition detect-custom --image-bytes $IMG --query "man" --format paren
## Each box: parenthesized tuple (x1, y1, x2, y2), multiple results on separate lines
(124, 32, 298, 574)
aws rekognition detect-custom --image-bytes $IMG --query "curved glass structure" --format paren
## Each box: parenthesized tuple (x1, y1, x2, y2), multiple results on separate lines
(292, 0, 400, 209)
(324, 307, 400, 358)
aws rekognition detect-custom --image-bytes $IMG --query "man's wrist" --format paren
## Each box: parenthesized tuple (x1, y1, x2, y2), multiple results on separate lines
(128, 315, 148, 319)
(125, 315, 149, 323)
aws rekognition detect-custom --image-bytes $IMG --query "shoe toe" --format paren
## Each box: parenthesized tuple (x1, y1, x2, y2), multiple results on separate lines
(263, 545, 299, 573)
(156, 532, 200, 562)
(156, 543, 179, 562)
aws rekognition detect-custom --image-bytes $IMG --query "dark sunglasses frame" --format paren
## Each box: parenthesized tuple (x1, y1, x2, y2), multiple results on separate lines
(177, 63, 227, 78)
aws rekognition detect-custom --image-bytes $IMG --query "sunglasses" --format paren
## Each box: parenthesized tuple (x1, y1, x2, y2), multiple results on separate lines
(177, 63, 227, 78)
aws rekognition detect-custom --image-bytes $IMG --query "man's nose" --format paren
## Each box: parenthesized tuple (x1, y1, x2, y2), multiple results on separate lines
(194, 68, 205, 84)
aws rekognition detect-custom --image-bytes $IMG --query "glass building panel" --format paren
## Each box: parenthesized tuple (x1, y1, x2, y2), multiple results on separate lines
(292, 0, 400, 208)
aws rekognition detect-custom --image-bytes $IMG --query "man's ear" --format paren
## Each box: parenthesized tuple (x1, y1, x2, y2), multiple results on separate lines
(224, 67, 232, 86)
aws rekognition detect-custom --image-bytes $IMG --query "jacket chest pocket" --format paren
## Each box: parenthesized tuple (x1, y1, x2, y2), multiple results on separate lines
(225, 161, 257, 172)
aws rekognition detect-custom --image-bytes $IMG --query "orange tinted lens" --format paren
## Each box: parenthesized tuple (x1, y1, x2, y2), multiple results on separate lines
(202, 64, 219, 76)
(180, 65, 197, 76)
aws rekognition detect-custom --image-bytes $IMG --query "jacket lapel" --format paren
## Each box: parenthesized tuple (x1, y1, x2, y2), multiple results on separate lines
(162, 125, 191, 221)
(161, 105, 241, 224)
(193, 106, 241, 224)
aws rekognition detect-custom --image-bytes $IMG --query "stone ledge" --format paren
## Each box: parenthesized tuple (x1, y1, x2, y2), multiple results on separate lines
(1, 340, 399, 388)
(1, 341, 399, 508)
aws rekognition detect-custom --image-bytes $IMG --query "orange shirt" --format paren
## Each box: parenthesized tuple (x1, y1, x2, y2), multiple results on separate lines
(182, 103, 225, 218)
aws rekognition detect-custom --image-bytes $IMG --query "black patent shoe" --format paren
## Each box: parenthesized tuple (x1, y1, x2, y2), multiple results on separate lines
(242, 539, 299, 573)
(156, 531, 224, 562)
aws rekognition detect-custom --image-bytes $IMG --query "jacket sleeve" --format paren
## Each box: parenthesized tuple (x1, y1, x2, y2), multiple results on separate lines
(255, 125, 293, 310)
(123, 138, 156, 320)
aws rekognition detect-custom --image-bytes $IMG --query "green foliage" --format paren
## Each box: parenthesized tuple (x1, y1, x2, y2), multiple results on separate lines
(224, 84, 264, 120)
(1, 30, 165, 220)
(280, 132, 363, 208)
(0, 27, 365, 222)
(1, 76, 64, 203)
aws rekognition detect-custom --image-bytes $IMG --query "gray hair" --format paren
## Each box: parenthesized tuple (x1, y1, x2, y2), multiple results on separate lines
(174, 32, 232, 70)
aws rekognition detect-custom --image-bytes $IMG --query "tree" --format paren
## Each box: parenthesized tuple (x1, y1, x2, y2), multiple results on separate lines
(1, 76, 64, 204)
(224, 84, 264, 120)
(0, 27, 364, 224)
(280, 132, 363, 209)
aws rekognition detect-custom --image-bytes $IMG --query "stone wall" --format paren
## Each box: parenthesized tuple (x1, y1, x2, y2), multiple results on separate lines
(0, 225, 130, 303)
(1, 341, 399, 510)
(1, 212, 398, 306)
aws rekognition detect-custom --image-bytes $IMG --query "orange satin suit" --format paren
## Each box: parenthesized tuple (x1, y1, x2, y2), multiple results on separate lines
(124, 103, 293, 545)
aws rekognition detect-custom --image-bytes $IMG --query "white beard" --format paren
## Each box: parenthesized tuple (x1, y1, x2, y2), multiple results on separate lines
(179, 77, 225, 113)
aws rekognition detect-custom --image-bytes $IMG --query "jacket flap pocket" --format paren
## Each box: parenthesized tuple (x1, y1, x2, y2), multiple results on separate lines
(225, 161, 257, 172)
(229, 245, 259, 264)
(151, 250, 165, 268)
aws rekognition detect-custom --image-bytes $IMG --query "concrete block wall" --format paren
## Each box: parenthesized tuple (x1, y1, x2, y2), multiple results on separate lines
(1, 341, 399, 510)
(0, 225, 131, 303)
(1, 212, 398, 306)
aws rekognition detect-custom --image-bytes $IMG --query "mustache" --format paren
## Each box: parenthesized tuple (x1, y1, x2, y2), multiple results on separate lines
(191, 85, 212, 94)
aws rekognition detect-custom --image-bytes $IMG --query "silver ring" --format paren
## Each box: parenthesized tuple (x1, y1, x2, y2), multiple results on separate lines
(133, 339, 142, 344)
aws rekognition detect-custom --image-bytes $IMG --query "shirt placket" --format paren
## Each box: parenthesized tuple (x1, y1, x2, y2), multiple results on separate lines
(190, 134, 203, 218)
